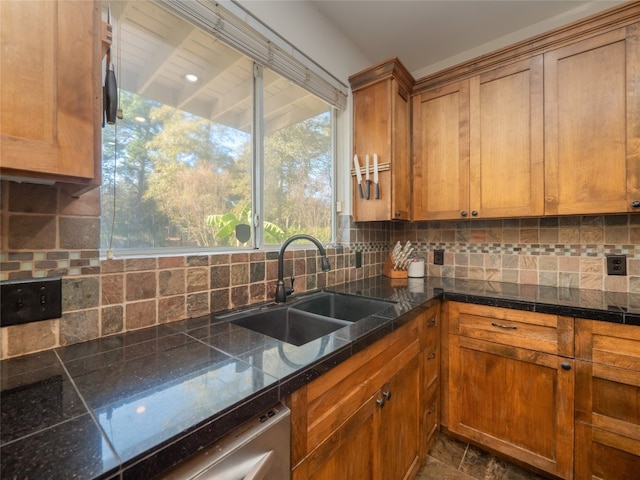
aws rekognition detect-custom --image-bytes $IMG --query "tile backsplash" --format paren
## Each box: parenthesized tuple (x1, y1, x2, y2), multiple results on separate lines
(0, 182, 389, 358)
(392, 216, 640, 292)
(2, 179, 639, 359)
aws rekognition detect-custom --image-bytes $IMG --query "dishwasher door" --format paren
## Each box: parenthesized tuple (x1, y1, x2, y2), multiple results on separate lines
(161, 404, 290, 480)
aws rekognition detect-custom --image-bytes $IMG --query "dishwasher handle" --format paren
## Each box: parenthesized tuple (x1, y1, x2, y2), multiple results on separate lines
(245, 451, 275, 480)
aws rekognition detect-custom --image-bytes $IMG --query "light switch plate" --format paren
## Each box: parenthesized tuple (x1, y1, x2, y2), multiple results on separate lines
(1, 277, 62, 327)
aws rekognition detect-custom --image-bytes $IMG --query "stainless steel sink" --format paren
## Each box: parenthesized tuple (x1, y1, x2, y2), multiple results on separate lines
(291, 292, 394, 322)
(228, 292, 394, 346)
(230, 306, 351, 346)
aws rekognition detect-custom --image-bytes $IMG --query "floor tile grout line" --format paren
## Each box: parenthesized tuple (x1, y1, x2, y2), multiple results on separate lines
(458, 443, 469, 472)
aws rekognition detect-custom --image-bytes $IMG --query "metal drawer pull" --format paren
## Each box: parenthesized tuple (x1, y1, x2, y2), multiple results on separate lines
(427, 352, 436, 360)
(491, 322, 517, 330)
(427, 318, 436, 327)
(383, 390, 392, 401)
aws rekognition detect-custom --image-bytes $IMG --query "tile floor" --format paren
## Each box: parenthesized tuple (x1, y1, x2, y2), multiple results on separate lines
(416, 432, 549, 480)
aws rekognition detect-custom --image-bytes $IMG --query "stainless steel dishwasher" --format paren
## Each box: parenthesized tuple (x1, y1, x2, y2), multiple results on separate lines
(161, 404, 290, 480)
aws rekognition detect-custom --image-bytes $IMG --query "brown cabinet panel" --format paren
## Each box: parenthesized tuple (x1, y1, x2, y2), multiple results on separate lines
(544, 23, 640, 215)
(378, 354, 421, 480)
(575, 423, 640, 480)
(448, 302, 574, 356)
(574, 319, 640, 478)
(413, 56, 543, 221)
(350, 58, 413, 221)
(469, 57, 544, 218)
(0, 0, 101, 186)
(289, 307, 431, 480)
(292, 395, 376, 480)
(412, 80, 470, 220)
(448, 335, 574, 478)
(576, 319, 640, 369)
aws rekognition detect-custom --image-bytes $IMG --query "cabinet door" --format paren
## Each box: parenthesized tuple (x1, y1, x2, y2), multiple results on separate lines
(469, 57, 544, 218)
(448, 335, 574, 479)
(0, 0, 101, 182)
(378, 354, 421, 480)
(352, 77, 411, 221)
(413, 79, 470, 220)
(544, 23, 640, 215)
(292, 395, 376, 480)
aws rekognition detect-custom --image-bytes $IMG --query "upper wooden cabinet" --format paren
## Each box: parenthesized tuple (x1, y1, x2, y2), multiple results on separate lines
(413, 57, 544, 221)
(349, 58, 414, 221)
(0, 0, 102, 191)
(544, 23, 640, 215)
(412, 79, 470, 220)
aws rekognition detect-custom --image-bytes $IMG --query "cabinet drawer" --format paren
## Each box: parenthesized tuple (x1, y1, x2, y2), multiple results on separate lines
(576, 360, 640, 441)
(575, 423, 640, 480)
(576, 319, 640, 369)
(448, 302, 573, 356)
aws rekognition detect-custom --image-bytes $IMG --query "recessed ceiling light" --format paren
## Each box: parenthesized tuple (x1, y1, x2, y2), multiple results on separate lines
(185, 74, 198, 83)
(134, 116, 146, 123)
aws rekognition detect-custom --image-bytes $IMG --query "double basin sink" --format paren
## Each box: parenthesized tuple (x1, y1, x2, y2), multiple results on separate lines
(225, 291, 395, 346)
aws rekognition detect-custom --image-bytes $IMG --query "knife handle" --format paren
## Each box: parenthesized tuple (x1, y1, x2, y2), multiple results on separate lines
(365, 179, 371, 200)
(358, 183, 364, 199)
(375, 183, 380, 199)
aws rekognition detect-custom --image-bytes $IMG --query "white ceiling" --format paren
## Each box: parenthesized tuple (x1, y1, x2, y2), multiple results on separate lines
(310, 0, 627, 77)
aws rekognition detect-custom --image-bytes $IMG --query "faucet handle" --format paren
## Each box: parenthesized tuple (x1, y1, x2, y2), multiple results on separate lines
(287, 276, 295, 296)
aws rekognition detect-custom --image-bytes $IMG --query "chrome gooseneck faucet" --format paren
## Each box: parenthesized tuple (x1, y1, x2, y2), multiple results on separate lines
(275, 234, 331, 303)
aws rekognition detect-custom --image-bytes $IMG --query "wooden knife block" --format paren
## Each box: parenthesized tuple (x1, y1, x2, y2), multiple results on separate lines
(382, 253, 408, 279)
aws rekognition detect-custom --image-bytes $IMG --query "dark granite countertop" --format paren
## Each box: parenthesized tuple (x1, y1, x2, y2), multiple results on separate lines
(2, 276, 639, 479)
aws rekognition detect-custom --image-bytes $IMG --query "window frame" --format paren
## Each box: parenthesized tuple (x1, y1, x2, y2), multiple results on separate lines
(101, 1, 341, 257)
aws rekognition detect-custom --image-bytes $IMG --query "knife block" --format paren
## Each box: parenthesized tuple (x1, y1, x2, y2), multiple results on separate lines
(382, 253, 408, 279)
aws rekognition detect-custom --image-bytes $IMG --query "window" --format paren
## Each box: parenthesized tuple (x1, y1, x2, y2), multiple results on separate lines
(101, 1, 343, 253)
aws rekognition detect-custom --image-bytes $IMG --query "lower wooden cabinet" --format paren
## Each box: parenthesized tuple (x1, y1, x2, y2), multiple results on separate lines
(445, 302, 575, 479)
(287, 306, 434, 480)
(574, 320, 640, 479)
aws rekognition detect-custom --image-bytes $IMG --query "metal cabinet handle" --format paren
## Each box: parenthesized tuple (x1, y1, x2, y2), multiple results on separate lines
(427, 352, 436, 360)
(632, 200, 640, 209)
(383, 390, 392, 401)
(461, 211, 468, 217)
(491, 321, 517, 330)
(561, 362, 572, 371)
(471, 210, 478, 217)
(426, 318, 436, 327)
(377, 397, 386, 408)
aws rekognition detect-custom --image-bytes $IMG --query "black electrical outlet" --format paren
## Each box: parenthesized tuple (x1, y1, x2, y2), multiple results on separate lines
(355, 251, 362, 268)
(0, 277, 62, 327)
(606, 254, 627, 276)
(434, 249, 444, 265)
